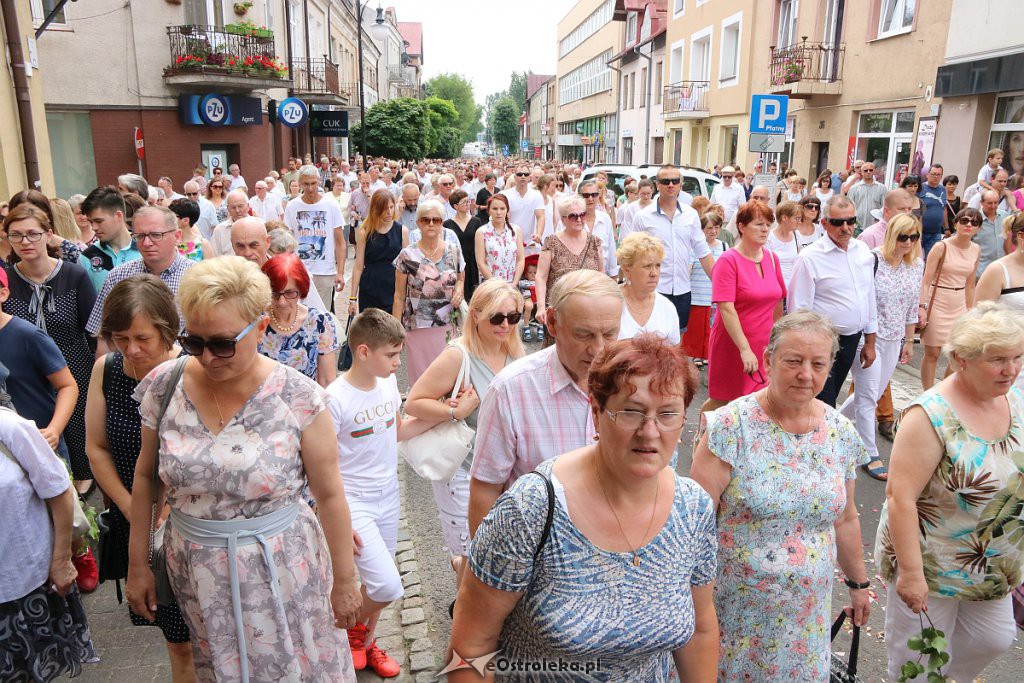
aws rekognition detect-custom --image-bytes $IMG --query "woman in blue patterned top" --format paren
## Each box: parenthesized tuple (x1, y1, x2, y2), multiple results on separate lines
(450, 334, 718, 682)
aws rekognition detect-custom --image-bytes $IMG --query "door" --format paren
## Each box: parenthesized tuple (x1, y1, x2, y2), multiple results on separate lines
(821, 0, 845, 81)
(673, 130, 683, 165)
(814, 142, 830, 181)
(622, 137, 633, 165)
(652, 137, 665, 164)
(204, 0, 227, 26)
(202, 148, 229, 178)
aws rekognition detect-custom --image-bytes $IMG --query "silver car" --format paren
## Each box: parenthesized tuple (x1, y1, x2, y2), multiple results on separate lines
(579, 164, 720, 200)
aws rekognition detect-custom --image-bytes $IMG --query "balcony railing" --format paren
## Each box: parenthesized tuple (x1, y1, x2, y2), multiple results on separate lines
(662, 81, 709, 116)
(770, 40, 844, 88)
(388, 64, 415, 86)
(337, 82, 358, 100)
(165, 25, 288, 82)
(291, 57, 341, 96)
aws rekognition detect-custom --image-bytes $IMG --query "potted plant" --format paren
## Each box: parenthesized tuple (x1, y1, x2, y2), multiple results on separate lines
(233, 1, 253, 16)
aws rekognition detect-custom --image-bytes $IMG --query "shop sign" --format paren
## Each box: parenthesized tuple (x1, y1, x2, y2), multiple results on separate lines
(310, 111, 349, 137)
(278, 97, 308, 128)
(179, 94, 262, 126)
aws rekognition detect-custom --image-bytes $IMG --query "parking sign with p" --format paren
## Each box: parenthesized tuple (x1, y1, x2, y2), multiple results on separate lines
(750, 95, 789, 135)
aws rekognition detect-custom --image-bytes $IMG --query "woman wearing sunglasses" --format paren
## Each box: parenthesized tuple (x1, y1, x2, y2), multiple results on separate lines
(974, 212, 1024, 389)
(839, 214, 924, 480)
(919, 208, 982, 390)
(204, 177, 228, 224)
(405, 279, 525, 591)
(799, 195, 825, 239)
(126, 256, 360, 681)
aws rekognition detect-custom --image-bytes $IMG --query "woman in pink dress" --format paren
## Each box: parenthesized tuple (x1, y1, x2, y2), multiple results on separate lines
(703, 202, 786, 413)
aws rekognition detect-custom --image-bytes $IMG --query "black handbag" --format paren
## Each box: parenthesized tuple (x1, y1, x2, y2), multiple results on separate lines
(338, 314, 355, 371)
(150, 358, 188, 606)
(96, 510, 128, 602)
(830, 610, 862, 682)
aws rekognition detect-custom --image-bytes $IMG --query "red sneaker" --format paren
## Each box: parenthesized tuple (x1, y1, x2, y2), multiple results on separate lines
(347, 622, 368, 670)
(72, 548, 98, 593)
(366, 641, 401, 678)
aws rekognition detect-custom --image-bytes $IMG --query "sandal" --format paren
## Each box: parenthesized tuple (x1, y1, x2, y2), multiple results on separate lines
(861, 460, 888, 481)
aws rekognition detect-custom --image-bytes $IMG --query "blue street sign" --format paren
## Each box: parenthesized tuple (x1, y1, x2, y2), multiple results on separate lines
(502, 144, 510, 156)
(520, 139, 529, 150)
(277, 97, 308, 128)
(749, 94, 789, 135)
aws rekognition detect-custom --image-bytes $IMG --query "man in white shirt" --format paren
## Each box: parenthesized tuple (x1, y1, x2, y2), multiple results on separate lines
(578, 179, 618, 276)
(501, 164, 545, 251)
(210, 190, 251, 257)
(432, 174, 458, 220)
(267, 175, 286, 200)
(847, 162, 886, 230)
(227, 164, 247, 193)
(284, 164, 346, 312)
(337, 161, 358, 193)
(182, 180, 217, 239)
(248, 180, 284, 223)
(634, 165, 714, 334)
(787, 195, 877, 407)
(710, 166, 746, 221)
(157, 176, 184, 202)
(617, 179, 655, 240)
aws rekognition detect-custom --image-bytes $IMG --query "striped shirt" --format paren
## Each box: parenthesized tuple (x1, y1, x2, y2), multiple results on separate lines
(689, 240, 727, 306)
(470, 346, 595, 486)
(86, 254, 194, 334)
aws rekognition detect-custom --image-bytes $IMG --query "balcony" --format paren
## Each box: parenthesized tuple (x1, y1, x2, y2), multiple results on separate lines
(388, 64, 415, 86)
(769, 40, 844, 99)
(290, 57, 349, 105)
(662, 81, 710, 120)
(163, 25, 291, 93)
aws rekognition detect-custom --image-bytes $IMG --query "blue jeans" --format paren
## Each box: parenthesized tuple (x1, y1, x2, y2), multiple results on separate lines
(664, 291, 693, 334)
(922, 232, 942, 258)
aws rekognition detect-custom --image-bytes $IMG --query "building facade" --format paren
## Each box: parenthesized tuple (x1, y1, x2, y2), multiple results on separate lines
(611, 0, 666, 165)
(931, 1, 1024, 185)
(555, 0, 621, 163)
(757, 0, 952, 187)
(525, 74, 554, 160)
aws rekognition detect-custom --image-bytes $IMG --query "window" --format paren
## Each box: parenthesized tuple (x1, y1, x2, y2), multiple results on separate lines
(878, 0, 916, 38)
(855, 109, 915, 186)
(629, 72, 635, 109)
(559, 0, 615, 58)
(719, 13, 742, 83)
(31, 0, 66, 25)
(622, 75, 630, 110)
(625, 12, 638, 45)
(777, 0, 799, 48)
(723, 126, 738, 165)
(690, 29, 712, 82)
(559, 51, 613, 104)
(264, 0, 275, 31)
(622, 137, 633, 165)
(673, 0, 685, 18)
(669, 41, 684, 83)
(46, 112, 96, 197)
(654, 61, 663, 104)
(988, 94, 1024, 180)
(639, 67, 647, 108)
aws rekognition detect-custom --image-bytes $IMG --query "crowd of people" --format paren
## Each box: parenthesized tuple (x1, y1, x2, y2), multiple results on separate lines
(1, 149, 1023, 683)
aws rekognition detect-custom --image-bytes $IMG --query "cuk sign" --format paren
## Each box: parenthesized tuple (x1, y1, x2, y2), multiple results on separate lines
(310, 111, 349, 137)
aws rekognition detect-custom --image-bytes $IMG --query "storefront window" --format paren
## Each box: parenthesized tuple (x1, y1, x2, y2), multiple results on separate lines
(989, 93, 1024, 178)
(46, 112, 97, 198)
(855, 109, 915, 187)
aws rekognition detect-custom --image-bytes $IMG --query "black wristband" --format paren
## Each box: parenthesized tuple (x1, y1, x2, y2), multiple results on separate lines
(844, 577, 870, 590)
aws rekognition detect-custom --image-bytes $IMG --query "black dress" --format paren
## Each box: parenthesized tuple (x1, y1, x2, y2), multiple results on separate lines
(101, 353, 190, 643)
(445, 217, 482, 305)
(359, 221, 404, 313)
(3, 260, 95, 480)
(476, 187, 494, 223)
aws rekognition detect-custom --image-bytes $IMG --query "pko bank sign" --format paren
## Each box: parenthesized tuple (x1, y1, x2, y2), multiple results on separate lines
(179, 94, 263, 126)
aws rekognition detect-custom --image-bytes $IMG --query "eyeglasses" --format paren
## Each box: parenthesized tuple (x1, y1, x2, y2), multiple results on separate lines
(515, 172, 530, 177)
(178, 318, 261, 359)
(605, 409, 685, 432)
(418, 216, 443, 225)
(439, 182, 454, 187)
(896, 233, 922, 243)
(722, 175, 734, 180)
(562, 212, 585, 222)
(826, 217, 857, 227)
(211, 185, 224, 190)
(748, 369, 767, 387)
(957, 217, 982, 226)
(581, 192, 600, 199)
(185, 192, 200, 197)
(657, 177, 682, 185)
(272, 290, 301, 300)
(488, 311, 522, 326)
(805, 204, 821, 210)
(133, 229, 176, 244)
(6, 231, 46, 243)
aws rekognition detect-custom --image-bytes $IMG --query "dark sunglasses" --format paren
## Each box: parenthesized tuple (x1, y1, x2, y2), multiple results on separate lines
(957, 217, 982, 226)
(178, 318, 260, 359)
(581, 192, 600, 199)
(562, 212, 585, 221)
(488, 311, 522, 326)
(896, 232, 921, 243)
(419, 216, 443, 225)
(657, 177, 682, 185)
(185, 192, 200, 197)
(515, 172, 530, 177)
(827, 217, 857, 227)
(805, 203, 821, 210)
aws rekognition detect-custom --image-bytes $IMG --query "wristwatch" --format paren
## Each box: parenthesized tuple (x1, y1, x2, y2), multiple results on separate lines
(844, 577, 870, 590)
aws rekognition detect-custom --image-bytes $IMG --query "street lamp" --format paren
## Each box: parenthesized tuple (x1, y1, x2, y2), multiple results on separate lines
(356, 3, 388, 169)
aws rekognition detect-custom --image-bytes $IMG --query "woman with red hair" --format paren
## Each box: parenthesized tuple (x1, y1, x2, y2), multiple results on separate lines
(258, 253, 338, 387)
(702, 201, 786, 413)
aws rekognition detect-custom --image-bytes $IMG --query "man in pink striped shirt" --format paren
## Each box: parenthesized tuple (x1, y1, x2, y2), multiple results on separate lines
(858, 189, 914, 248)
(468, 270, 624, 535)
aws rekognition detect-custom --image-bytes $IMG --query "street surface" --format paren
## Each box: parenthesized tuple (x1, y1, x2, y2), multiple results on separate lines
(58, 257, 1023, 681)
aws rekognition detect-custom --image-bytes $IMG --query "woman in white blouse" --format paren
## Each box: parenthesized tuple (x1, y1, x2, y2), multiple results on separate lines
(616, 233, 680, 345)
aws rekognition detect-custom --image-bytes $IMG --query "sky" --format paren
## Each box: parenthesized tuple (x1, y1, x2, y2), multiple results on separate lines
(381, 0, 577, 102)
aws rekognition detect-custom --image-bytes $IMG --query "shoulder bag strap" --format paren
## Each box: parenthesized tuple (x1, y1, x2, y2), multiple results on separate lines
(925, 242, 948, 313)
(102, 352, 116, 396)
(449, 343, 469, 400)
(527, 470, 556, 562)
(151, 358, 188, 501)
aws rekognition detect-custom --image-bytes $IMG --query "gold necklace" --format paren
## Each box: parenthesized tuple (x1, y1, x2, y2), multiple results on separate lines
(419, 240, 443, 261)
(210, 388, 227, 428)
(595, 460, 660, 567)
(269, 306, 298, 332)
(762, 390, 814, 440)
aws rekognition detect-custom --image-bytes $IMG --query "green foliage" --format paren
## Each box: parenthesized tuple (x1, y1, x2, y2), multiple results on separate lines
(434, 127, 465, 160)
(491, 96, 520, 150)
(350, 98, 430, 159)
(424, 96, 460, 154)
(424, 73, 481, 143)
(508, 71, 529, 112)
(898, 625, 950, 682)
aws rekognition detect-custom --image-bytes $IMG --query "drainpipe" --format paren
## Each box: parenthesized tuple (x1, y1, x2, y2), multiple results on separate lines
(634, 44, 653, 165)
(283, 1, 295, 158)
(2, 0, 40, 188)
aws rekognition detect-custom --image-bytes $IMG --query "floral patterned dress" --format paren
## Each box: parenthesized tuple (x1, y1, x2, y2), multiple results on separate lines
(704, 394, 868, 681)
(392, 243, 462, 330)
(258, 308, 338, 380)
(178, 240, 204, 262)
(135, 361, 355, 683)
(875, 387, 1024, 601)
(479, 222, 518, 283)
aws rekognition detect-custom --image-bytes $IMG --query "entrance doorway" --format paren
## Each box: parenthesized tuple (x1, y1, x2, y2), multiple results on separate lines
(855, 110, 915, 187)
(813, 142, 830, 182)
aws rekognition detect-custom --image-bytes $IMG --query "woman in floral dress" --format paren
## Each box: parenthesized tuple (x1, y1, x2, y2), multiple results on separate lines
(125, 256, 359, 682)
(474, 193, 524, 285)
(691, 310, 871, 681)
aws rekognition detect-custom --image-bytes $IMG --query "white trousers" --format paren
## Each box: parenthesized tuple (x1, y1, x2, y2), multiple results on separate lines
(346, 481, 404, 603)
(839, 336, 901, 459)
(431, 467, 471, 557)
(885, 589, 1016, 682)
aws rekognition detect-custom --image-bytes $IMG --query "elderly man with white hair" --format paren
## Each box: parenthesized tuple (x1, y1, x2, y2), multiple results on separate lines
(723, 185, 771, 241)
(210, 189, 251, 256)
(230, 216, 329, 312)
(284, 164, 346, 311)
(183, 180, 218, 239)
(249, 179, 284, 222)
(710, 166, 746, 221)
(433, 174, 458, 220)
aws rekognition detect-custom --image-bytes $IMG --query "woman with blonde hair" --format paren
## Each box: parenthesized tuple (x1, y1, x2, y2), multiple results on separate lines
(349, 189, 407, 316)
(405, 278, 525, 590)
(50, 197, 82, 246)
(616, 232, 681, 346)
(840, 213, 924, 480)
(125, 256, 360, 681)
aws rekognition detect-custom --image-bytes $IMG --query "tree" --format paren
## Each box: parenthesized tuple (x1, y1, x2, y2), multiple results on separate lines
(508, 71, 529, 113)
(425, 73, 482, 143)
(349, 98, 430, 160)
(423, 96, 460, 157)
(491, 96, 520, 151)
(434, 128, 464, 159)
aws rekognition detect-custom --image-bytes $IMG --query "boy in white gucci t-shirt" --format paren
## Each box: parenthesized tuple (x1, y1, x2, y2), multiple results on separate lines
(325, 308, 429, 677)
